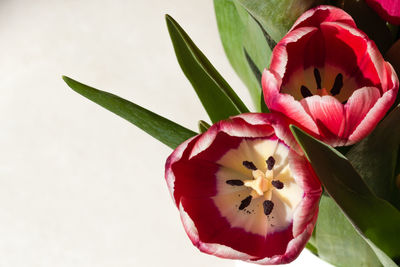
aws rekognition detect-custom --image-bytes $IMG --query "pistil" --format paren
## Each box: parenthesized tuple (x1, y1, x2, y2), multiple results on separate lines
(225, 156, 287, 216)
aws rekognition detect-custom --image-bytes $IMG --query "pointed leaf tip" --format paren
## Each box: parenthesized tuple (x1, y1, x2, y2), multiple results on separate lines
(166, 14, 249, 123)
(62, 76, 196, 149)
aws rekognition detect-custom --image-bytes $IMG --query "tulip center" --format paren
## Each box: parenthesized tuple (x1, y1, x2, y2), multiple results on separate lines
(299, 68, 344, 99)
(237, 157, 288, 216)
(282, 66, 357, 103)
(214, 138, 303, 235)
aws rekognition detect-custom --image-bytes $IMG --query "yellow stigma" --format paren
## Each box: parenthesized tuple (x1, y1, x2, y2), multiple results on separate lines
(244, 169, 274, 199)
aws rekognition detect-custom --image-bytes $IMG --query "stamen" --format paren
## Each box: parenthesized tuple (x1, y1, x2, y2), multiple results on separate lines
(263, 200, 274, 215)
(243, 161, 257, 170)
(330, 73, 343, 96)
(226, 179, 244, 186)
(271, 180, 284, 189)
(239, 196, 252, 210)
(266, 156, 275, 170)
(300, 85, 313, 98)
(313, 68, 322, 89)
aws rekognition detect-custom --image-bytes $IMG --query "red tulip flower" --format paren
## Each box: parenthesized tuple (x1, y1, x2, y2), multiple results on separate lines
(262, 5, 399, 146)
(165, 113, 321, 264)
(365, 0, 400, 25)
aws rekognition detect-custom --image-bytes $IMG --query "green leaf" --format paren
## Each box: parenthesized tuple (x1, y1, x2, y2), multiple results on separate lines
(63, 76, 197, 149)
(316, 195, 381, 267)
(366, 242, 399, 267)
(305, 242, 318, 256)
(198, 120, 211, 133)
(243, 48, 269, 113)
(165, 14, 249, 123)
(214, 0, 271, 111)
(236, 0, 324, 43)
(290, 125, 400, 265)
(347, 105, 400, 209)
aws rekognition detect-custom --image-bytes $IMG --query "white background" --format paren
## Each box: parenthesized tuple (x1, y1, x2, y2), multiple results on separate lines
(0, 0, 331, 266)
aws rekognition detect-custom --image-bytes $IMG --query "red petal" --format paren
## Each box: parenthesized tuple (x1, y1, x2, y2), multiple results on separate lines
(172, 159, 220, 199)
(253, 211, 318, 265)
(320, 22, 381, 89)
(190, 117, 274, 159)
(300, 95, 346, 146)
(178, 202, 255, 261)
(365, 0, 400, 25)
(262, 69, 319, 137)
(346, 62, 398, 144)
(165, 136, 199, 206)
(234, 113, 301, 154)
(344, 87, 381, 140)
(288, 151, 321, 237)
(291, 5, 357, 31)
(383, 61, 400, 92)
(269, 27, 318, 81)
(180, 196, 294, 259)
(348, 89, 397, 144)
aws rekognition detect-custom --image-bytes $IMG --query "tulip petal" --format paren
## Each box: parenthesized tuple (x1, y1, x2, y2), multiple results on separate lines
(344, 87, 381, 139)
(178, 201, 255, 260)
(289, 151, 322, 236)
(262, 69, 319, 137)
(269, 27, 318, 79)
(348, 89, 397, 145)
(190, 116, 274, 159)
(300, 95, 346, 146)
(253, 211, 318, 265)
(165, 136, 199, 205)
(365, 0, 400, 25)
(180, 195, 294, 259)
(290, 5, 356, 31)
(234, 113, 301, 154)
(320, 23, 381, 90)
(347, 62, 398, 144)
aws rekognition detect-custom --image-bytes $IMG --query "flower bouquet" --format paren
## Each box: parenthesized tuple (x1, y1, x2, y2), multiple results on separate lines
(63, 0, 400, 266)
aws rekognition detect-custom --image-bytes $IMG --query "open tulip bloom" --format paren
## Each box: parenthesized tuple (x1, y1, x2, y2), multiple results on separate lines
(64, 1, 400, 266)
(165, 114, 322, 264)
(262, 5, 399, 146)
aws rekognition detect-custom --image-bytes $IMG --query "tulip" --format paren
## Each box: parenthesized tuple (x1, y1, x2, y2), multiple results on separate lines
(165, 113, 321, 264)
(262, 5, 399, 146)
(365, 0, 400, 25)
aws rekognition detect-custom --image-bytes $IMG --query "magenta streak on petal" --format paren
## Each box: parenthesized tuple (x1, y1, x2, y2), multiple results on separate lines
(365, 0, 400, 25)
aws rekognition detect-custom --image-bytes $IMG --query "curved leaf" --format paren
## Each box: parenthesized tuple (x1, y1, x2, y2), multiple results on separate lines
(347, 105, 400, 209)
(198, 120, 211, 133)
(316, 195, 381, 267)
(63, 76, 196, 149)
(166, 15, 249, 123)
(291, 125, 400, 265)
(243, 48, 269, 113)
(214, 0, 271, 111)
